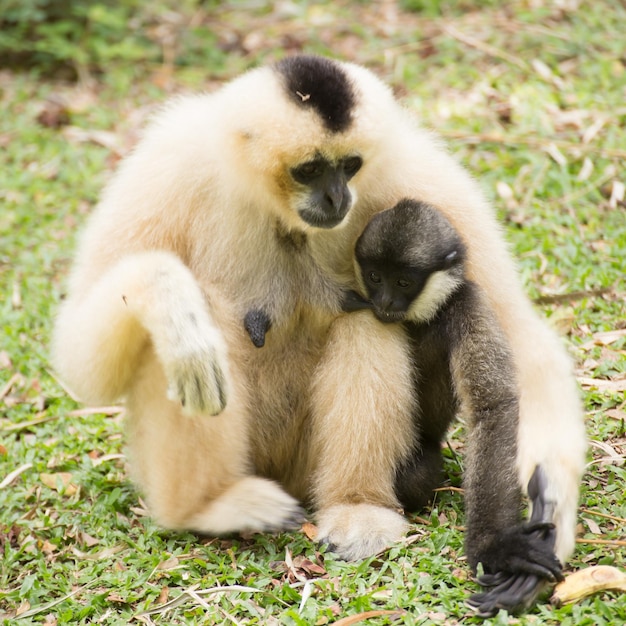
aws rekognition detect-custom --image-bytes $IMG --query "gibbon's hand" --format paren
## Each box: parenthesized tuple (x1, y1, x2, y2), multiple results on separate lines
(340, 290, 374, 313)
(466, 524, 563, 616)
(467, 571, 547, 617)
(467, 465, 563, 617)
(165, 338, 228, 416)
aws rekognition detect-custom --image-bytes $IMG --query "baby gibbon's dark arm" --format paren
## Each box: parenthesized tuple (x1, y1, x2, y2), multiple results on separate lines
(445, 284, 562, 612)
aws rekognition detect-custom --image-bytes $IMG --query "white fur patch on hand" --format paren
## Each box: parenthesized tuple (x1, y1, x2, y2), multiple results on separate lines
(316, 503, 409, 561)
(165, 339, 228, 416)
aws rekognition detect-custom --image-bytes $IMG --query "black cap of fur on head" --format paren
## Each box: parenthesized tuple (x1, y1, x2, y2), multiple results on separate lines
(356, 199, 466, 272)
(275, 55, 356, 133)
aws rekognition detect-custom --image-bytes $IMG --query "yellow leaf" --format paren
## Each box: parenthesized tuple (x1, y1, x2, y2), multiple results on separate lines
(39, 472, 77, 495)
(551, 565, 626, 607)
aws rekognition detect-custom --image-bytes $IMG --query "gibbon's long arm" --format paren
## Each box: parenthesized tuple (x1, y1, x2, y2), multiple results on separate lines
(447, 285, 563, 611)
(53, 250, 228, 415)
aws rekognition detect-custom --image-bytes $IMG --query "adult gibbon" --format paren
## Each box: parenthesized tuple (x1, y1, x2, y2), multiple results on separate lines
(52, 55, 585, 612)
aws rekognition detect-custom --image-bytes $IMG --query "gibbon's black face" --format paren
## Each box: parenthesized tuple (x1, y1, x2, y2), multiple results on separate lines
(354, 198, 465, 323)
(359, 261, 431, 323)
(290, 154, 363, 228)
(275, 55, 363, 229)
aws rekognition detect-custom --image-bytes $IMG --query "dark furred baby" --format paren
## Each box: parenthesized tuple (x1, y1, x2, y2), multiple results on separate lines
(345, 198, 563, 616)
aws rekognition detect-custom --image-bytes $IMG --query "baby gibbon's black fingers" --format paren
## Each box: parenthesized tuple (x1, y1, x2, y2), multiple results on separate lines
(467, 573, 546, 617)
(474, 571, 510, 588)
(474, 524, 563, 585)
(507, 554, 563, 582)
(340, 290, 374, 313)
(243, 309, 272, 348)
(524, 520, 556, 541)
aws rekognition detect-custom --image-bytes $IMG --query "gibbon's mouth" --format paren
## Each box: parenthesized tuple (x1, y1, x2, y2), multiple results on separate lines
(374, 310, 406, 324)
(298, 209, 347, 229)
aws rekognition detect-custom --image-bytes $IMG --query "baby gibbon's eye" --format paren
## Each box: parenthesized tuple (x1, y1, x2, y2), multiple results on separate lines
(343, 156, 363, 178)
(369, 271, 381, 284)
(397, 278, 412, 289)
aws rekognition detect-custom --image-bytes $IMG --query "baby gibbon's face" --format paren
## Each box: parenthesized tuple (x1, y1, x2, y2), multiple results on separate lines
(360, 261, 428, 323)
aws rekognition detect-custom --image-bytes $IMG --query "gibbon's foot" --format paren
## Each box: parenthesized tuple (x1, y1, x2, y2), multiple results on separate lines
(165, 341, 228, 416)
(316, 503, 409, 561)
(187, 477, 306, 535)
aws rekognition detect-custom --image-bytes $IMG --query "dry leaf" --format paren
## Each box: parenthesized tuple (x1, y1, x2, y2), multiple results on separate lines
(72, 544, 125, 560)
(15, 601, 31, 616)
(609, 180, 625, 209)
(551, 565, 626, 607)
(157, 556, 180, 570)
(606, 408, 626, 421)
(331, 610, 406, 625)
(578, 377, 626, 393)
(39, 472, 77, 496)
(292, 555, 327, 577)
(106, 592, 127, 603)
(583, 516, 601, 535)
(0, 351, 12, 369)
(157, 586, 169, 605)
(79, 532, 100, 547)
(41, 539, 57, 555)
(579, 329, 626, 350)
(301, 521, 318, 540)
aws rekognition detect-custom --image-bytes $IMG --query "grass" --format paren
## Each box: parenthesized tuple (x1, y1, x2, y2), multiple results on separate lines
(1, 0, 625, 624)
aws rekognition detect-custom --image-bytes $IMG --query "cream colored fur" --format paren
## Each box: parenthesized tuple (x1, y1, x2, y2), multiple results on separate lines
(52, 58, 585, 562)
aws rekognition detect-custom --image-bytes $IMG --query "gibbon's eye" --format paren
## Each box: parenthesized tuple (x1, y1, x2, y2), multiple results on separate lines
(397, 278, 412, 289)
(342, 156, 363, 178)
(369, 271, 381, 284)
(291, 159, 326, 184)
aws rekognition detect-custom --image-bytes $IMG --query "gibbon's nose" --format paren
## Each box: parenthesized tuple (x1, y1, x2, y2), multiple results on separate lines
(325, 184, 346, 212)
(376, 290, 394, 312)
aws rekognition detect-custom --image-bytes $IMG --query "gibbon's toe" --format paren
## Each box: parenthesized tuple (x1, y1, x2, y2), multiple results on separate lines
(166, 345, 228, 416)
(187, 476, 305, 535)
(316, 503, 409, 561)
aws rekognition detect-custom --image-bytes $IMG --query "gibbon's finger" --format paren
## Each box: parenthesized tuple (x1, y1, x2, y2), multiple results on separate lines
(166, 346, 228, 416)
(468, 573, 546, 617)
(508, 554, 564, 583)
(474, 571, 511, 588)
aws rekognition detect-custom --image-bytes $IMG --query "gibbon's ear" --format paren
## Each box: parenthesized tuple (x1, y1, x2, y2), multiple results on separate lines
(244, 309, 272, 348)
(441, 249, 461, 269)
